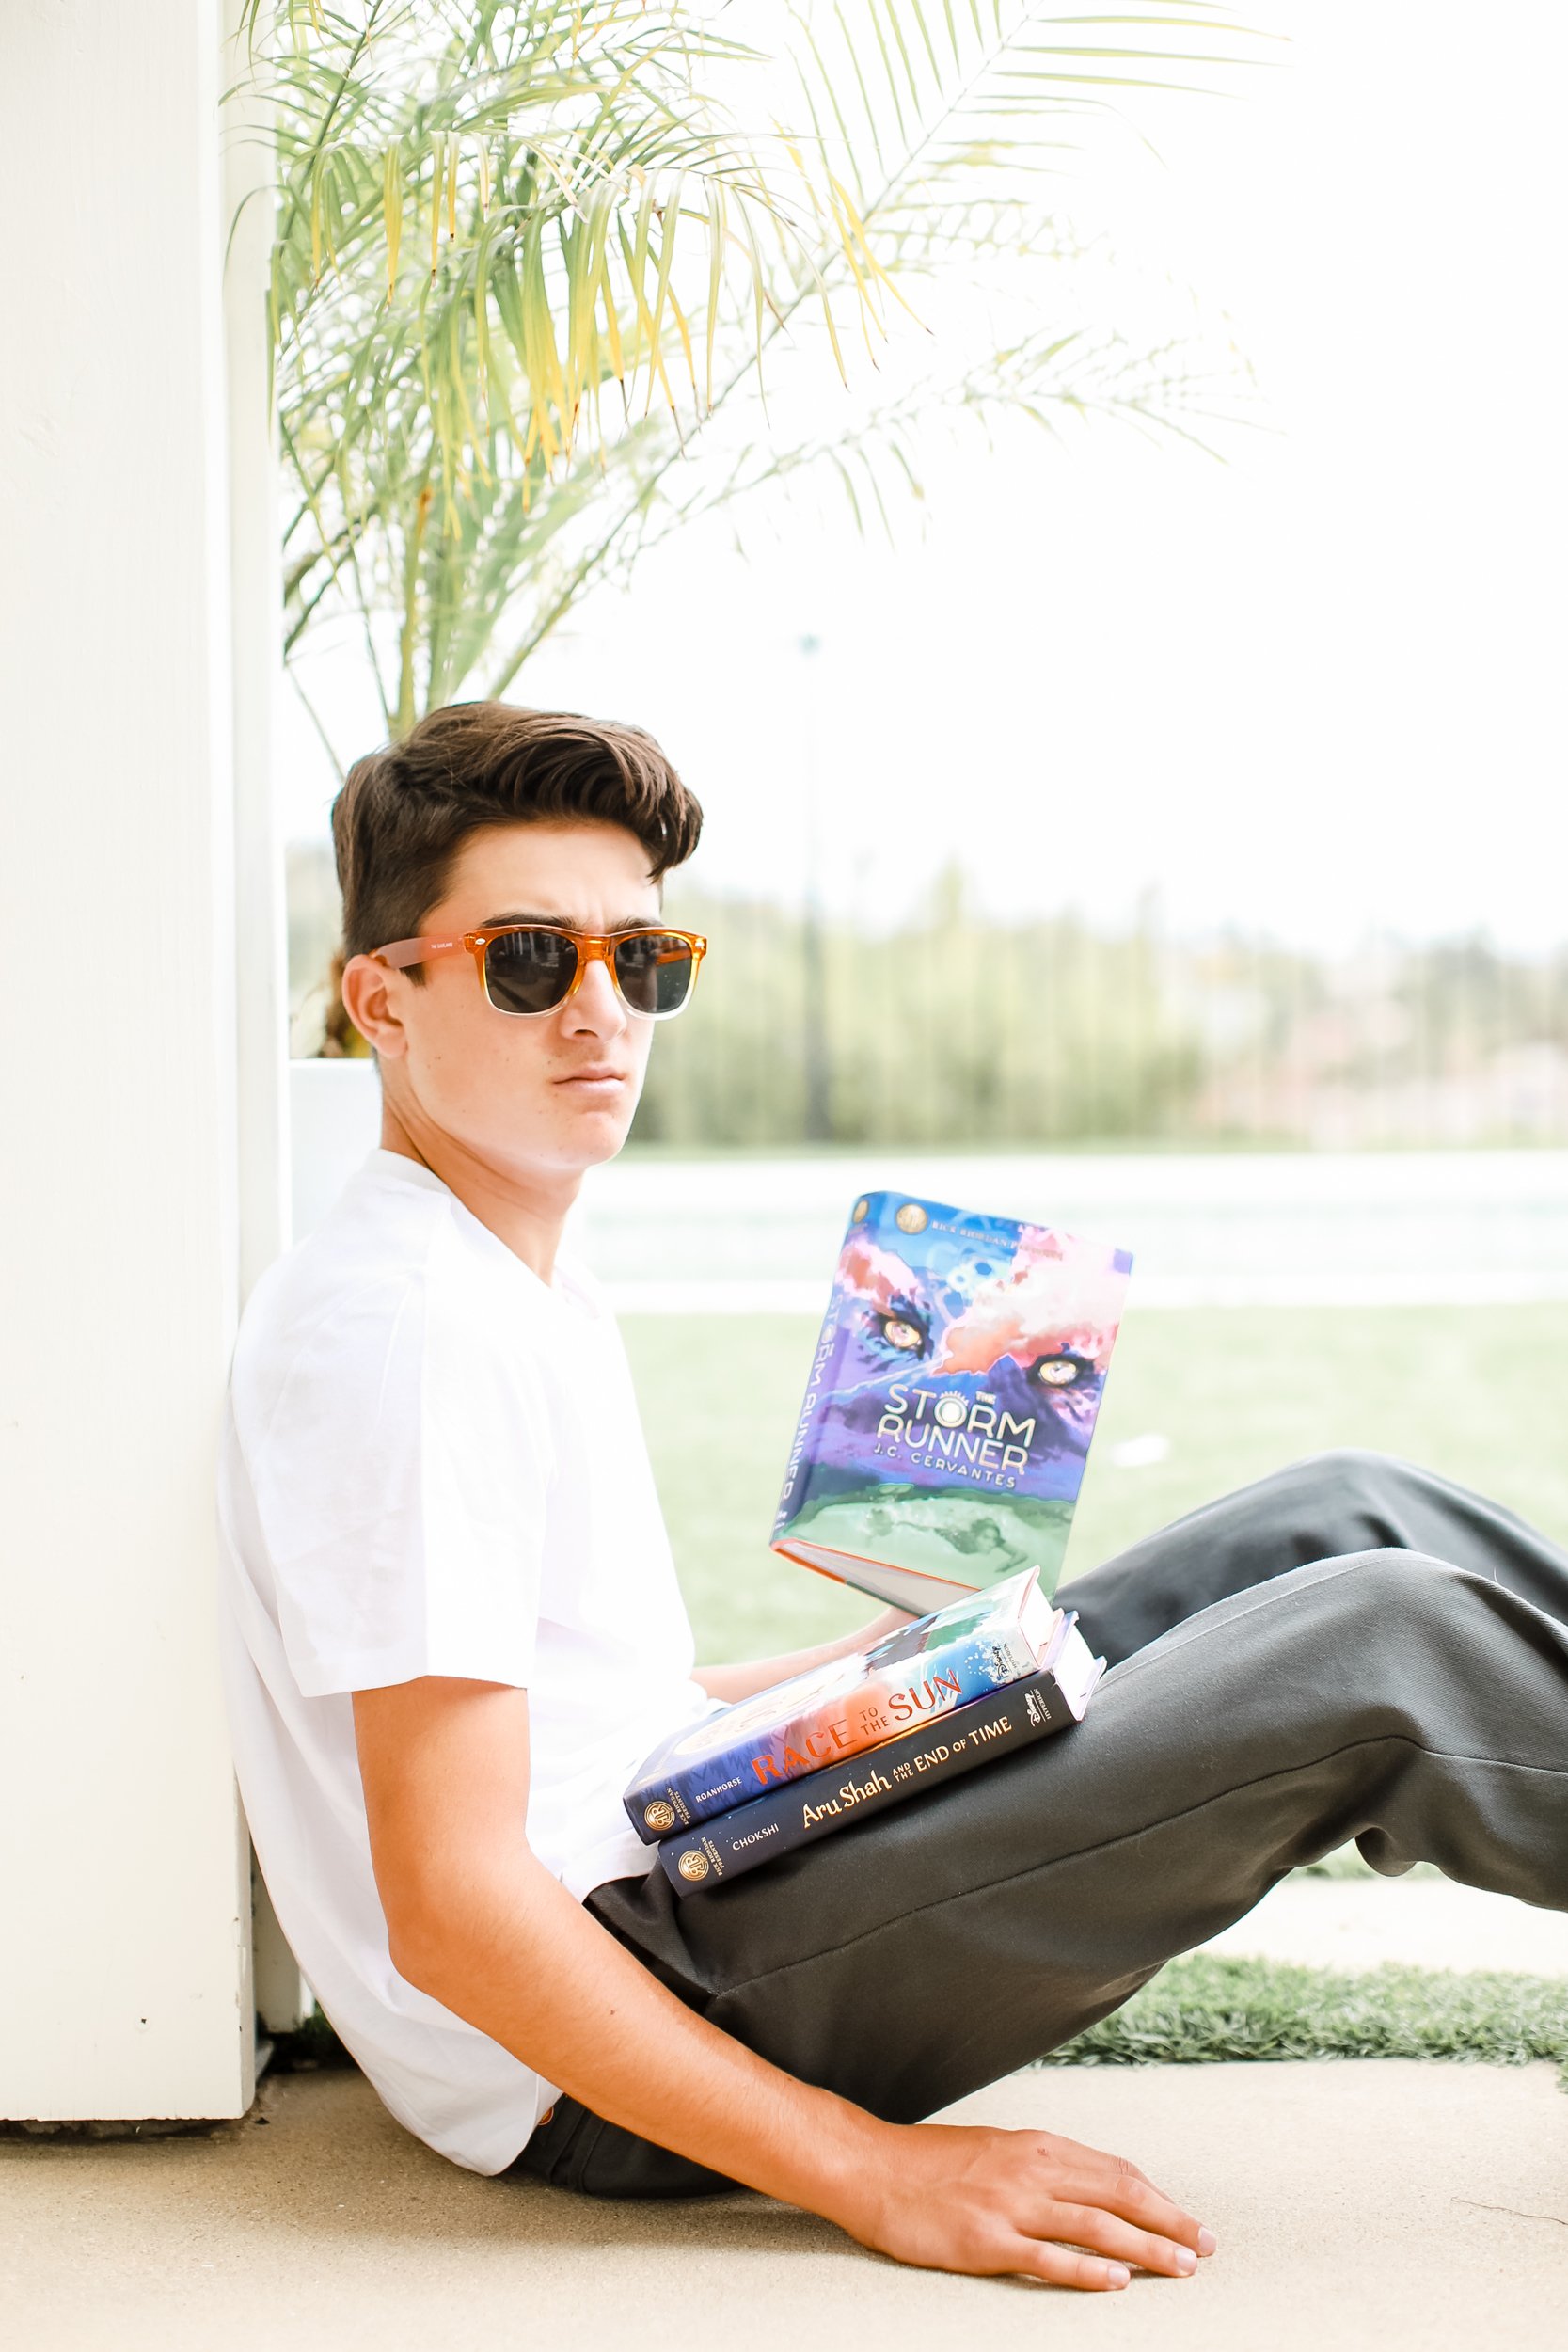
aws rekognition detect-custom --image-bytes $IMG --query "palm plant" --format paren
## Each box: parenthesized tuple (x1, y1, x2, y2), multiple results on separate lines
(234, 0, 1259, 769)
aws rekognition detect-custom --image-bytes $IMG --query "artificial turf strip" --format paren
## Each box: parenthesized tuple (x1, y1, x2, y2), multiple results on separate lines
(1039, 1954, 1568, 2086)
(271, 1953, 1568, 2087)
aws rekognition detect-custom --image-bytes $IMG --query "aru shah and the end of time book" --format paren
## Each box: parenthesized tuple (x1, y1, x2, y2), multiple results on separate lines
(771, 1191, 1133, 1615)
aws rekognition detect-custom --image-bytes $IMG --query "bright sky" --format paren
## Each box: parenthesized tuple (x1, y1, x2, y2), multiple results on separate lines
(278, 0, 1568, 951)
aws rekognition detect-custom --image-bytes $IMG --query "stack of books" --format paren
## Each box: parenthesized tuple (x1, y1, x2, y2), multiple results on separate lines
(626, 1568, 1104, 1894)
(624, 1187, 1129, 1896)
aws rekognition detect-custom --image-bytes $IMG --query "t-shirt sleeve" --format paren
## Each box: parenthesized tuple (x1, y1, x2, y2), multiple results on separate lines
(245, 1268, 555, 1698)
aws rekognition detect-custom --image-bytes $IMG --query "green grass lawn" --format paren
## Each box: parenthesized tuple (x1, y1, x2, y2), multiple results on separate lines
(1042, 1954, 1568, 2084)
(626, 1302, 1568, 1663)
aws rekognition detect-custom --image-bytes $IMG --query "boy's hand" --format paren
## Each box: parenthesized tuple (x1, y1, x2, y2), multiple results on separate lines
(835, 2120, 1216, 2291)
(696, 1601, 921, 1704)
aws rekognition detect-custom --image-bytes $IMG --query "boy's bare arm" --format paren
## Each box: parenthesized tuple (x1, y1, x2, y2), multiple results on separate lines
(353, 1675, 1213, 2291)
(695, 1603, 914, 1703)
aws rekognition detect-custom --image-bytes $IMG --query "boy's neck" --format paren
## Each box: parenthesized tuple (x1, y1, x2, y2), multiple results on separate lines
(379, 1102, 578, 1287)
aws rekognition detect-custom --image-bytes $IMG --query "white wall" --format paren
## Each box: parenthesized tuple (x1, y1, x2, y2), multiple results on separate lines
(0, 0, 270, 2119)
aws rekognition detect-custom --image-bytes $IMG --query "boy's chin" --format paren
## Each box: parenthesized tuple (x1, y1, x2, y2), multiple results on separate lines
(544, 1100, 641, 1168)
(577, 1119, 637, 1168)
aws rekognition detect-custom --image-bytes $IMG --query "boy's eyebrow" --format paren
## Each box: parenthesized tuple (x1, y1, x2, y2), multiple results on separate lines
(478, 910, 661, 933)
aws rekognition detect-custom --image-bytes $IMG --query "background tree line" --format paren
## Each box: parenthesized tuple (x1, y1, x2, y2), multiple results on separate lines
(289, 842, 1568, 1148)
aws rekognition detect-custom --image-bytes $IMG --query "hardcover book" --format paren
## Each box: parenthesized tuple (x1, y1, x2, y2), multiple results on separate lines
(770, 1190, 1133, 1614)
(657, 1612, 1103, 1896)
(625, 1566, 1058, 1842)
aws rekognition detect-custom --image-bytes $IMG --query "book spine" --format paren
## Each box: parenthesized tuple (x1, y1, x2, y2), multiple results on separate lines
(769, 1206, 867, 1541)
(656, 1666, 1080, 1898)
(628, 1611, 1041, 1838)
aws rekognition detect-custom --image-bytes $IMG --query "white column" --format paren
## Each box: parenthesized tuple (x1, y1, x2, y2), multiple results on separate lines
(220, 1, 311, 2039)
(0, 0, 274, 2119)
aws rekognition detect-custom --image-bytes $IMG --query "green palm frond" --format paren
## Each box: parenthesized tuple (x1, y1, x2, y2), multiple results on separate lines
(232, 0, 1271, 755)
(558, 298, 1258, 605)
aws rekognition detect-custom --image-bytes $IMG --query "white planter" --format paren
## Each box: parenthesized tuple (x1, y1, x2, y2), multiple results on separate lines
(291, 1060, 384, 1239)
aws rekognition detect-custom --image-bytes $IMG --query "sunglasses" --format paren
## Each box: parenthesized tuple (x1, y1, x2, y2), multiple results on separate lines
(372, 923, 707, 1020)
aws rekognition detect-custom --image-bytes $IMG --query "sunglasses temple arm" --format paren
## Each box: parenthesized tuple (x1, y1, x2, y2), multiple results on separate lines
(373, 936, 466, 970)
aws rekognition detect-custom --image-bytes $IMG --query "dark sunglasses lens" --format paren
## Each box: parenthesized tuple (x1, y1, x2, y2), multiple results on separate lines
(483, 929, 578, 1014)
(612, 932, 695, 1016)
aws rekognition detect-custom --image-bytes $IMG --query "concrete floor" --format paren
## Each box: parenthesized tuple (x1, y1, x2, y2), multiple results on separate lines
(7, 2058, 1567, 2352)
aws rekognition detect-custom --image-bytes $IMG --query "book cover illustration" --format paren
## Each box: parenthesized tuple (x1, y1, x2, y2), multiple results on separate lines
(771, 1191, 1132, 1612)
(625, 1566, 1055, 1840)
(657, 1613, 1104, 1896)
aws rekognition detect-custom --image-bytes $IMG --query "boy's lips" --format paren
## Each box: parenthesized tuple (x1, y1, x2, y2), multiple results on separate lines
(554, 1065, 629, 1089)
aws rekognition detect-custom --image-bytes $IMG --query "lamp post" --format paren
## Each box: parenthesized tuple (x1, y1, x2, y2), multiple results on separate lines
(798, 631, 834, 1143)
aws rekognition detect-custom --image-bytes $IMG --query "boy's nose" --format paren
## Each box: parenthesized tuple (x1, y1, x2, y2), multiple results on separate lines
(565, 951, 626, 1029)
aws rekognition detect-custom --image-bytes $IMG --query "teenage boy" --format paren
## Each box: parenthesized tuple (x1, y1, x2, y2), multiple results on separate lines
(219, 700, 1568, 2294)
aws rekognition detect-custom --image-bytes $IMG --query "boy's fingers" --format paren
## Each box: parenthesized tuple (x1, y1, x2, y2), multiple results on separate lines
(1038, 2135, 1181, 2210)
(1014, 2240, 1132, 2293)
(1044, 2158, 1208, 2250)
(1042, 2201, 1200, 2280)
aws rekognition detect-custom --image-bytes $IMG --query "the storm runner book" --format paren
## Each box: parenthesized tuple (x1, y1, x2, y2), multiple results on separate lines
(625, 1567, 1060, 1842)
(770, 1191, 1133, 1615)
(656, 1612, 1104, 1897)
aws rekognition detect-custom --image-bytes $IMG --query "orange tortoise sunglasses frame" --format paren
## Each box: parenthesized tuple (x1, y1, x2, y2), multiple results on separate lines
(372, 923, 708, 1022)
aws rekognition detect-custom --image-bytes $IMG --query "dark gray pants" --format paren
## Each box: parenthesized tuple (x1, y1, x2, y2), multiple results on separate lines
(514, 1449, 1568, 2197)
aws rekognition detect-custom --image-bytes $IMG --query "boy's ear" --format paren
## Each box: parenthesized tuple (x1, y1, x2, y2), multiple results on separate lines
(341, 953, 409, 1059)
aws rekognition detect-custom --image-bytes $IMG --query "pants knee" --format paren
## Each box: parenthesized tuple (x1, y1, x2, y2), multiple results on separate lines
(1263, 1446, 1429, 1524)
(1333, 1548, 1484, 1671)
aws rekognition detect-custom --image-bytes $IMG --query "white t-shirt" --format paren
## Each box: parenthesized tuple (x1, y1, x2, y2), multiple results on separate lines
(215, 1148, 713, 2175)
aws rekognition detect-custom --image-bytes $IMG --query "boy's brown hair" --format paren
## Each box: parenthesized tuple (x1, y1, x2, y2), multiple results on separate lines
(331, 701, 704, 966)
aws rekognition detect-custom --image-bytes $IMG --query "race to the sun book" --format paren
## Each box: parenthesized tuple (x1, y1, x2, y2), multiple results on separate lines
(624, 1191, 1133, 1896)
